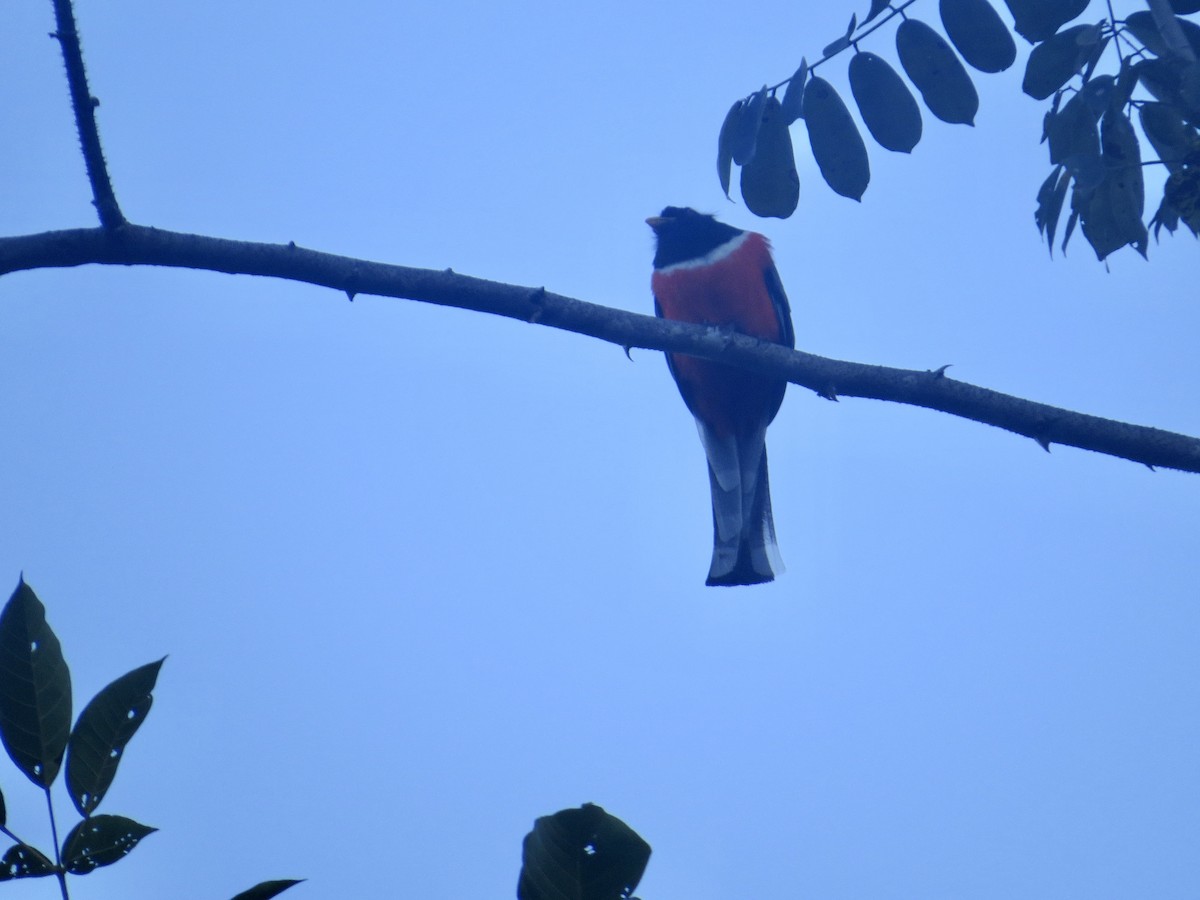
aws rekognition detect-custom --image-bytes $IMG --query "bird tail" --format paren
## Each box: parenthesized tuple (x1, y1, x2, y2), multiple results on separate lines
(700, 427, 783, 587)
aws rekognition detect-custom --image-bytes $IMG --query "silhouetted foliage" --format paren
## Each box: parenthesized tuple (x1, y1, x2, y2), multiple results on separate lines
(0, 578, 300, 899)
(719, 0, 1200, 260)
(517, 804, 651, 900)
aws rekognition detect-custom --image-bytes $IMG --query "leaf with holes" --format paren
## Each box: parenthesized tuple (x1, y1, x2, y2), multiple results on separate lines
(896, 19, 979, 124)
(230, 879, 307, 900)
(1074, 108, 1148, 259)
(0, 843, 56, 881)
(849, 52, 922, 152)
(1002, 0, 1090, 43)
(939, 0, 1016, 72)
(0, 579, 72, 788)
(63, 814, 156, 874)
(1022, 23, 1104, 100)
(517, 804, 650, 900)
(740, 96, 800, 218)
(66, 658, 165, 816)
(779, 58, 809, 124)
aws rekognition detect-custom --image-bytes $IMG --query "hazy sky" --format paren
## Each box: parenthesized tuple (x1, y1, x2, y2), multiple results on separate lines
(2, 1, 1198, 898)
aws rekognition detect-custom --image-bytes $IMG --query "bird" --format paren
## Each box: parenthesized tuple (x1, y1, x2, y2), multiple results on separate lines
(647, 206, 794, 587)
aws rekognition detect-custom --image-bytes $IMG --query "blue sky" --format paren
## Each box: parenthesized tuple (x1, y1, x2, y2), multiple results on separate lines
(2, 1, 1198, 898)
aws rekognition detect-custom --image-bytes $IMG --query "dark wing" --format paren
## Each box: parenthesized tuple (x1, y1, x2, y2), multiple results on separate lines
(763, 262, 796, 350)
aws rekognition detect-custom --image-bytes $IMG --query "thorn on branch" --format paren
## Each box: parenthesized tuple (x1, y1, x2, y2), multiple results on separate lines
(623, 345, 634, 360)
(1035, 436, 1052, 452)
(816, 386, 839, 401)
(1146, 463, 1157, 472)
(345, 291, 356, 302)
(288, 241, 296, 250)
(443, 267, 455, 275)
(91, 96, 100, 108)
(929, 364, 952, 378)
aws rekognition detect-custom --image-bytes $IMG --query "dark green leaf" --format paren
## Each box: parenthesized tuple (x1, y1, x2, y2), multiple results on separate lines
(779, 59, 809, 124)
(1003, 0, 1090, 43)
(864, 0, 890, 25)
(849, 52, 922, 152)
(1034, 165, 1072, 253)
(1124, 11, 1200, 61)
(1139, 102, 1200, 172)
(0, 579, 72, 788)
(66, 658, 164, 816)
(731, 87, 769, 165)
(0, 843, 56, 880)
(717, 100, 742, 198)
(1164, 165, 1200, 234)
(1044, 86, 1103, 188)
(939, 0, 1017, 72)
(517, 804, 651, 900)
(740, 96, 800, 218)
(822, 14, 858, 57)
(896, 18, 979, 124)
(1022, 23, 1103, 100)
(1150, 193, 1181, 237)
(1135, 58, 1200, 124)
(229, 879, 306, 900)
(63, 814, 156, 874)
(1073, 108, 1148, 259)
(802, 76, 871, 199)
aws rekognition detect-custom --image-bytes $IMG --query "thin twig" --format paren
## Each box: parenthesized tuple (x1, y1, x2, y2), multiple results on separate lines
(50, 0, 125, 229)
(1, 225, 1197, 474)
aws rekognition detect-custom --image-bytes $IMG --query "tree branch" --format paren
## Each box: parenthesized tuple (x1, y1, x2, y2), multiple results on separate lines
(2, 224, 1198, 474)
(50, 0, 124, 229)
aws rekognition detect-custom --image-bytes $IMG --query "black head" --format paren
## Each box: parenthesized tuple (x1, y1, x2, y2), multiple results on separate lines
(647, 207, 744, 268)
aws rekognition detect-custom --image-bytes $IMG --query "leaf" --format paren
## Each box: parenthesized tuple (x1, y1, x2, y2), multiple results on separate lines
(1044, 83, 1104, 188)
(716, 100, 742, 198)
(802, 76, 871, 199)
(0, 843, 56, 880)
(895, 18, 979, 125)
(1002, 0, 1090, 44)
(62, 814, 156, 874)
(1022, 23, 1104, 100)
(864, 0, 890, 25)
(1124, 10, 1200, 61)
(732, 86, 769, 165)
(1034, 165, 1072, 253)
(740, 96, 801, 218)
(1170, 0, 1200, 13)
(66, 658, 165, 816)
(0, 579, 72, 788)
(822, 13, 858, 57)
(1073, 108, 1148, 259)
(849, 52, 922, 153)
(0, 786, 5, 826)
(1164, 165, 1200, 234)
(779, 58, 809, 124)
(1135, 58, 1200, 124)
(229, 879, 307, 900)
(1139, 101, 1200, 172)
(939, 0, 1017, 73)
(517, 804, 651, 900)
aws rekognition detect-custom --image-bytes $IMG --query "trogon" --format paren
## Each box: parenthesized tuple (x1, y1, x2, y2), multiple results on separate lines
(647, 206, 794, 586)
